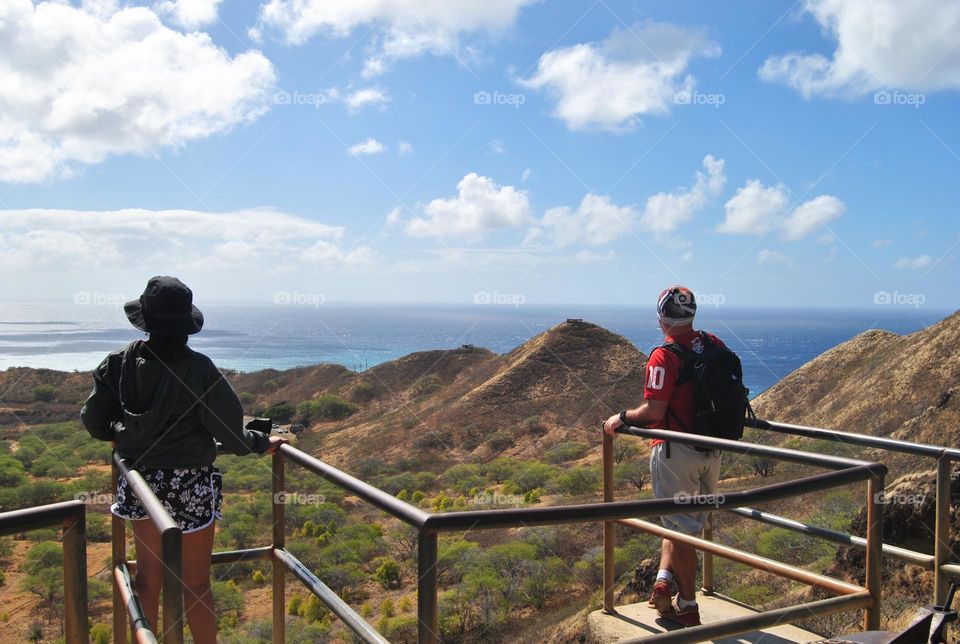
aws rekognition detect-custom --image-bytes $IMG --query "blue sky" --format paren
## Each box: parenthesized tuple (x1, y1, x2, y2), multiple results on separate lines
(0, 0, 957, 310)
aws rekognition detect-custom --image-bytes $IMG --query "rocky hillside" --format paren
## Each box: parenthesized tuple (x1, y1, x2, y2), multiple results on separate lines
(753, 310, 960, 449)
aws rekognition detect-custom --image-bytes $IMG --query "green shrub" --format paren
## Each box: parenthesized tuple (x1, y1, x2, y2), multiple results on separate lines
(239, 392, 255, 405)
(90, 624, 110, 644)
(348, 381, 377, 402)
(374, 557, 403, 589)
(411, 374, 442, 396)
(509, 462, 557, 493)
(522, 415, 547, 435)
(287, 593, 304, 616)
(263, 402, 295, 423)
(443, 464, 483, 494)
(544, 441, 589, 463)
(297, 394, 356, 422)
(381, 598, 395, 618)
(487, 431, 514, 452)
(32, 385, 57, 402)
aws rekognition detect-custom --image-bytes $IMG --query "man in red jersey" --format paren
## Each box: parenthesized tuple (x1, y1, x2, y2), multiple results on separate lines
(603, 285, 724, 627)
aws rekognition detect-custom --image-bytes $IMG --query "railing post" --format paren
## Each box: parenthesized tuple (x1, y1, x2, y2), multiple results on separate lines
(111, 455, 128, 644)
(602, 432, 616, 614)
(934, 455, 951, 605)
(702, 513, 714, 594)
(272, 451, 286, 644)
(161, 526, 184, 644)
(62, 505, 90, 644)
(865, 475, 884, 631)
(417, 531, 438, 644)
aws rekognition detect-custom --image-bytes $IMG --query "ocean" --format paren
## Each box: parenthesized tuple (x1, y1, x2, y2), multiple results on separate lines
(0, 302, 950, 396)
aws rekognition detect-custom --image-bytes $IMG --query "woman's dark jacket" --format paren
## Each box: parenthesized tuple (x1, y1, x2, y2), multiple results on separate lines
(81, 340, 270, 467)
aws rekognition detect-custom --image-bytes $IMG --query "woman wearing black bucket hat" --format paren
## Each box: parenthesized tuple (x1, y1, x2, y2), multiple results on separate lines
(81, 276, 286, 642)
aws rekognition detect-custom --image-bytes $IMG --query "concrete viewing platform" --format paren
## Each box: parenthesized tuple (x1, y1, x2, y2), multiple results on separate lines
(587, 594, 824, 643)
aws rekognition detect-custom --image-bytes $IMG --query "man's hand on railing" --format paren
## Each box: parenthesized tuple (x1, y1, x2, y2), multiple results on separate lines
(602, 413, 623, 437)
(266, 435, 289, 454)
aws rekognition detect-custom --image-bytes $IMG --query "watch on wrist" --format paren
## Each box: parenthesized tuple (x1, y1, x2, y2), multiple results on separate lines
(619, 410, 629, 427)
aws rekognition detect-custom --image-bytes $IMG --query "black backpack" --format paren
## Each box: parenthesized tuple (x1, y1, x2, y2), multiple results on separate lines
(661, 331, 752, 442)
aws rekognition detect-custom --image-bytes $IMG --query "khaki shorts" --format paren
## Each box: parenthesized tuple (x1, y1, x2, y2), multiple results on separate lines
(650, 442, 722, 535)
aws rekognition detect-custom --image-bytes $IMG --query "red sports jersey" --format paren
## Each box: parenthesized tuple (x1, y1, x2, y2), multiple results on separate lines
(643, 330, 725, 446)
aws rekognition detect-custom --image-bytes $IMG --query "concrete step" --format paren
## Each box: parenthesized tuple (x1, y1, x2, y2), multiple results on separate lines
(587, 593, 825, 643)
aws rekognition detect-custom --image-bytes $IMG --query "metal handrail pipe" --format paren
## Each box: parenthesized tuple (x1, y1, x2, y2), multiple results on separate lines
(0, 499, 85, 537)
(278, 444, 429, 527)
(211, 546, 273, 565)
(617, 426, 885, 472)
(617, 518, 864, 596)
(618, 591, 873, 644)
(747, 417, 960, 461)
(941, 563, 960, 580)
(728, 507, 936, 568)
(114, 563, 158, 644)
(113, 454, 179, 535)
(424, 466, 877, 533)
(274, 548, 389, 644)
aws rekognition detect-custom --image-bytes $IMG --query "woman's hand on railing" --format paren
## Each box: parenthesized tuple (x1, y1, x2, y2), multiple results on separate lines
(266, 435, 289, 454)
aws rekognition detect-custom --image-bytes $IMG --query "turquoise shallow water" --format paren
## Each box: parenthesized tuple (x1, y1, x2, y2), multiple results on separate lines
(0, 302, 950, 396)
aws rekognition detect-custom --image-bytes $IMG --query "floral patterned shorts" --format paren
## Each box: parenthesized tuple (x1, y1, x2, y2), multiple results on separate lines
(111, 465, 223, 533)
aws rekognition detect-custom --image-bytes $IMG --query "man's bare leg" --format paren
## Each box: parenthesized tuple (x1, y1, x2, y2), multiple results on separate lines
(660, 538, 698, 601)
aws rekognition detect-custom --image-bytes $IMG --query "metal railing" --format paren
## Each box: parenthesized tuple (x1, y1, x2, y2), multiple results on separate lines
(100, 417, 956, 643)
(0, 500, 89, 643)
(603, 426, 887, 642)
(744, 417, 960, 604)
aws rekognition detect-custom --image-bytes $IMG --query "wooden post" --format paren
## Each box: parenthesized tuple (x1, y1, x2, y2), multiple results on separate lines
(272, 451, 286, 644)
(864, 476, 884, 631)
(417, 532, 438, 644)
(602, 432, 616, 614)
(62, 506, 90, 644)
(934, 456, 951, 605)
(112, 455, 128, 644)
(161, 527, 184, 644)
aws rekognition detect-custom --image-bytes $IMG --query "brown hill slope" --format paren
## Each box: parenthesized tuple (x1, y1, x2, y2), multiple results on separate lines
(753, 310, 960, 448)
(309, 320, 648, 465)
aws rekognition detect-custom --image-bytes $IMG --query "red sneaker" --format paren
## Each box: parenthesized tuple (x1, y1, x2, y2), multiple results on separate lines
(660, 601, 701, 627)
(647, 580, 673, 613)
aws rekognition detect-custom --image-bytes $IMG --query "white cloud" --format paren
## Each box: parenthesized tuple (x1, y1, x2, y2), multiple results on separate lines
(255, 0, 536, 76)
(521, 168, 532, 182)
(573, 249, 616, 264)
(757, 249, 791, 266)
(302, 241, 377, 268)
(781, 195, 845, 240)
(348, 138, 386, 156)
(895, 254, 933, 269)
(759, 0, 960, 98)
(719, 179, 846, 240)
(719, 180, 789, 234)
(397, 140, 413, 155)
(0, 208, 356, 272)
(155, 0, 223, 29)
(487, 139, 506, 155)
(539, 194, 637, 247)
(520, 21, 720, 131)
(872, 239, 892, 248)
(639, 155, 726, 233)
(405, 173, 530, 238)
(0, 1, 276, 184)
(345, 87, 391, 110)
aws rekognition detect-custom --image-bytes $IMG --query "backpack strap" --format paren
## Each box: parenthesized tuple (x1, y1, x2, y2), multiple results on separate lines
(657, 343, 692, 444)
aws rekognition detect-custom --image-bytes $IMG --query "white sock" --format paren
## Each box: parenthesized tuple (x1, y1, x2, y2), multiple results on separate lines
(656, 570, 673, 583)
(677, 595, 698, 609)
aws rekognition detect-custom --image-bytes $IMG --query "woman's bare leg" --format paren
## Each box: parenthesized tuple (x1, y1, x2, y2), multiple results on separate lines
(181, 522, 217, 643)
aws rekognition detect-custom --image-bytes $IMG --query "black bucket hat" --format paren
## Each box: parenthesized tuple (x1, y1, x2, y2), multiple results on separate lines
(124, 276, 204, 335)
